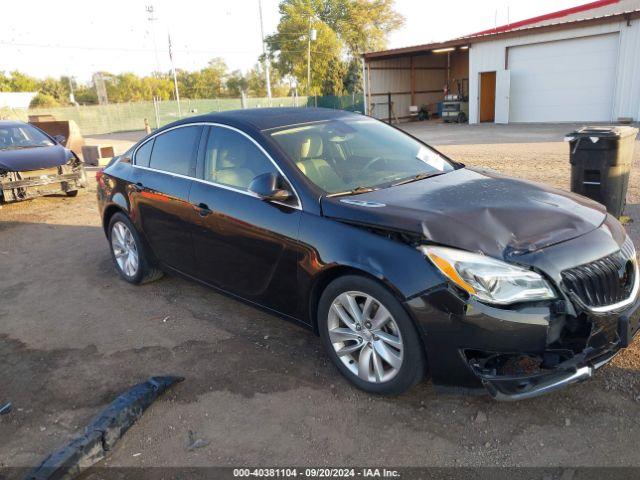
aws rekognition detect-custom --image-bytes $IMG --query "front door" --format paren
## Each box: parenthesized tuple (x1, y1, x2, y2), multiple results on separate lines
(189, 126, 302, 317)
(479, 71, 496, 123)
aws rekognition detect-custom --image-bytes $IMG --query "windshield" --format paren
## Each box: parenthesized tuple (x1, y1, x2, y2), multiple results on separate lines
(0, 124, 55, 150)
(269, 118, 455, 194)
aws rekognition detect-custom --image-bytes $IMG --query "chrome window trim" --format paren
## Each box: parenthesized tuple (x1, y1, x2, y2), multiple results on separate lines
(127, 121, 302, 210)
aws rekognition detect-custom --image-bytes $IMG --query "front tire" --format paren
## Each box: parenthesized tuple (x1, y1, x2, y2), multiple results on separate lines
(318, 275, 425, 395)
(108, 212, 163, 284)
(65, 190, 79, 197)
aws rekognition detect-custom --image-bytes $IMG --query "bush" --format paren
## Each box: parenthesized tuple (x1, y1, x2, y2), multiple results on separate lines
(29, 93, 60, 108)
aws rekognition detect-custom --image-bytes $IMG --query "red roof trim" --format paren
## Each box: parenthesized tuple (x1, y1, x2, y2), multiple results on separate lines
(470, 0, 620, 36)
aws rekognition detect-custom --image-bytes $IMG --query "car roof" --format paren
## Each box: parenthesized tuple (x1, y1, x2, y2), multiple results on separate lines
(166, 107, 359, 132)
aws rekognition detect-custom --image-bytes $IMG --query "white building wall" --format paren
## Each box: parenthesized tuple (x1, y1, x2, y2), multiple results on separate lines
(469, 20, 640, 123)
(0, 92, 37, 109)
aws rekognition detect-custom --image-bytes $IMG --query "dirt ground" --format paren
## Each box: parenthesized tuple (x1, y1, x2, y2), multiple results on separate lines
(2, 124, 640, 472)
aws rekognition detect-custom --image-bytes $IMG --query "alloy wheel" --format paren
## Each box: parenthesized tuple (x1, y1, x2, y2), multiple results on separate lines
(111, 221, 139, 278)
(327, 291, 404, 383)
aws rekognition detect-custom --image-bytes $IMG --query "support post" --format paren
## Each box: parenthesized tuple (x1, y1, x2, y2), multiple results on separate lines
(361, 56, 368, 115)
(410, 56, 416, 106)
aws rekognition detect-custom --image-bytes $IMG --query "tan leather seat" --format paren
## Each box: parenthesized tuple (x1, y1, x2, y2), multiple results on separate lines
(295, 135, 345, 192)
(213, 145, 254, 189)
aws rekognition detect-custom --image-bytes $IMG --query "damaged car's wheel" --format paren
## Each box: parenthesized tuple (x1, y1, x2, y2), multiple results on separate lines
(318, 275, 425, 395)
(108, 212, 163, 284)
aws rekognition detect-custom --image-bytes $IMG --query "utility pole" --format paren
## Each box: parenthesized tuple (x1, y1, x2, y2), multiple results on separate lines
(67, 76, 77, 105)
(306, 15, 317, 98)
(258, 0, 272, 105)
(307, 15, 312, 98)
(146, 5, 161, 75)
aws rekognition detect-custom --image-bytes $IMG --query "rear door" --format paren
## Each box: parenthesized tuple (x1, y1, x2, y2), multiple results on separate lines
(189, 125, 303, 317)
(132, 125, 203, 275)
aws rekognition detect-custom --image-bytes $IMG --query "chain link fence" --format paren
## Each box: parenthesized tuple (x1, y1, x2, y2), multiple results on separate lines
(1, 94, 365, 136)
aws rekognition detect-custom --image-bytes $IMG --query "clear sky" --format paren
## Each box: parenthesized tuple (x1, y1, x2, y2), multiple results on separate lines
(0, 0, 587, 83)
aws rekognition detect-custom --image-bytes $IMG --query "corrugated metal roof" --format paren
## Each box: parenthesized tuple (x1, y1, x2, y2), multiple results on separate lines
(364, 1, 640, 60)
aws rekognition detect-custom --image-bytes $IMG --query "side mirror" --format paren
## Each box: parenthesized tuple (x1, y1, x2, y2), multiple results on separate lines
(53, 134, 66, 145)
(249, 172, 292, 202)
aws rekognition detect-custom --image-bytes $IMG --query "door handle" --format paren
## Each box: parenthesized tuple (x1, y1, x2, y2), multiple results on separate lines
(132, 182, 144, 192)
(195, 202, 213, 217)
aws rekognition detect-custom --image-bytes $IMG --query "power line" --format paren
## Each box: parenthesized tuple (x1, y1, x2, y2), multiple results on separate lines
(0, 41, 337, 57)
(0, 41, 257, 55)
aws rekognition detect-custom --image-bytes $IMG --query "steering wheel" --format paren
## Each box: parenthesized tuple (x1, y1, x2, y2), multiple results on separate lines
(362, 156, 384, 171)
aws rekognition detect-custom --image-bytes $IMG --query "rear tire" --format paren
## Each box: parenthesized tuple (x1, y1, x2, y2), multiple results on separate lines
(108, 212, 163, 284)
(65, 190, 79, 197)
(318, 275, 425, 395)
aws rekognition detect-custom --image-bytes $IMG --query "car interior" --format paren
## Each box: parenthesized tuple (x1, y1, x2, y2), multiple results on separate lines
(204, 129, 276, 190)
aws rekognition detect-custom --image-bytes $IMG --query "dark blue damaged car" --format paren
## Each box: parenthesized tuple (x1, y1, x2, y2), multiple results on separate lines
(0, 120, 86, 203)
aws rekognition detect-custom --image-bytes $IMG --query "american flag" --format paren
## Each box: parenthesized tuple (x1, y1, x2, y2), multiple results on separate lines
(168, 33, 173, 62)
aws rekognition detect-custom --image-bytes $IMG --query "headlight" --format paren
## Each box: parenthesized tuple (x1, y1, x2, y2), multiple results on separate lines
(419, 245, 556, 305)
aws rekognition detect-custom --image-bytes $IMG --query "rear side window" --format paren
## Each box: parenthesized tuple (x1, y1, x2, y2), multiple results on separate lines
(149, 126, 201, 176)
(134, 139, 154, 167)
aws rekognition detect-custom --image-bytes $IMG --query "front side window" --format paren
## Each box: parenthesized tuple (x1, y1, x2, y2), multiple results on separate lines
(149, 126, 201, 176)
(269, 118, 455, 194)
(203, 127, 277, 190)
(0, 124, 55, 150)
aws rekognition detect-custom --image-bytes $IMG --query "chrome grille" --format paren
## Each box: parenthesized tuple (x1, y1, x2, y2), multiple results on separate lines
(561, 237, 636, 309)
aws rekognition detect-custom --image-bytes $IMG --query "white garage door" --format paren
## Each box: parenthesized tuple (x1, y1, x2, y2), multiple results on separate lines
(508, 34, 619, 122)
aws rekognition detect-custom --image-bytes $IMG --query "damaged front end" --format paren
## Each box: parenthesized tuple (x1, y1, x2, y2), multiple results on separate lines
(466, 237, 640, 401)
(407, 225, 640, 401)
(466, 309, 636, 401)
(0, 154, 87, 203)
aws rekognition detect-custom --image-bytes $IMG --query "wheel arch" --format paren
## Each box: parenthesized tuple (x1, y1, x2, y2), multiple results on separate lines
(101, 192, 131, 235)
(309, 265, 430, 377)
(102, 204, 126, 236)
(308, 265, 413, 334)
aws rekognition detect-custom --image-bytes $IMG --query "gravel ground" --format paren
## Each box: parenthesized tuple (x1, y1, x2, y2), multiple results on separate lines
(1, 124, 640, 473)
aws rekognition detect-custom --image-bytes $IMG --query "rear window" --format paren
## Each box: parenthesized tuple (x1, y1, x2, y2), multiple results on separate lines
(149, 126, 201, 176)
(135, 139, 154, 167)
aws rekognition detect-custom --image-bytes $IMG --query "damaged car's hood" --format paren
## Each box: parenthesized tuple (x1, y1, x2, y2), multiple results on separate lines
(0, 145, 68, 172)
(321, 167, 607, 260)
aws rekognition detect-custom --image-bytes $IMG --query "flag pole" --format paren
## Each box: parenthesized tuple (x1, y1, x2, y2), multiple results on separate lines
(168, 32, 182, 117)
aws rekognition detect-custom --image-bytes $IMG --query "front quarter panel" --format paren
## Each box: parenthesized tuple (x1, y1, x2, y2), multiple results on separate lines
(297, 211, 444, 319)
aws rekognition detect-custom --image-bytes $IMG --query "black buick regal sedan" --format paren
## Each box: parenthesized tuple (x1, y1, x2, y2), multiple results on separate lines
(97, 108, 640, 400)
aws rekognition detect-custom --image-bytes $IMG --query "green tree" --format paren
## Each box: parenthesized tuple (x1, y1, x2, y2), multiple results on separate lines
(267, 0, 403, 94)
(9, 71, 39, 92)
(29, 93, 60, 108)
(74, 84, 98, 105)
(226, 69, 249, 97)
(179, 58, 229, 98)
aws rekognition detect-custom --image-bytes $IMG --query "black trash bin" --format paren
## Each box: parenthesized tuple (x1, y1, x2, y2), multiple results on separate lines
(567, 126, 638, 218)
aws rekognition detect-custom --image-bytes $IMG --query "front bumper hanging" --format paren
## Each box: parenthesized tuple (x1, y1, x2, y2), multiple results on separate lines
(473, 298, 640, 401)
(0, 163, 86, 202)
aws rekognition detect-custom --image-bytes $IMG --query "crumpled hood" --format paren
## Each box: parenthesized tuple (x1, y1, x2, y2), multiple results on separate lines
(0, 145, 69, 172)
(321, 167, 607, 260)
